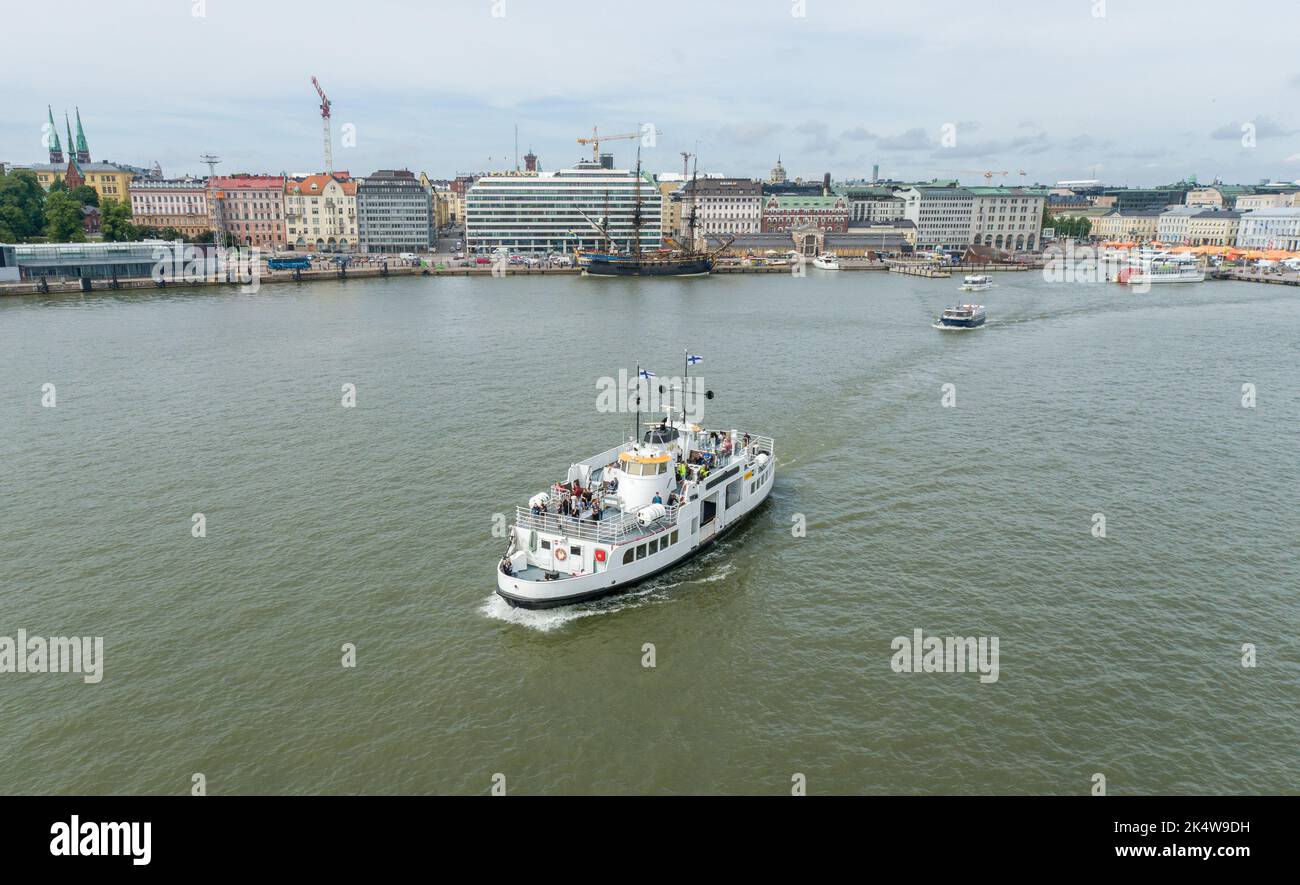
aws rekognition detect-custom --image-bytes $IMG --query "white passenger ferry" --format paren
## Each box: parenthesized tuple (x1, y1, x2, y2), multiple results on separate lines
(1117, 252, 1205, 285)
(960, 274, 994, 291)
(812, 253, 841, 270)
(496, 407, 776, 609)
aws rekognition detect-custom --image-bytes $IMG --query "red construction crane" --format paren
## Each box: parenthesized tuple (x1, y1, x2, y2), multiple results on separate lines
(311, 75, 333, 173)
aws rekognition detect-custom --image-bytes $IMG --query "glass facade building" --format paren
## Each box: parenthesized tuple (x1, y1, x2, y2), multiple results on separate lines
(465, 162, 662, 255)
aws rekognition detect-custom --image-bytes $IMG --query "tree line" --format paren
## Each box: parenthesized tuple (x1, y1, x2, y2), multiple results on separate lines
(0, 168, 221, 244)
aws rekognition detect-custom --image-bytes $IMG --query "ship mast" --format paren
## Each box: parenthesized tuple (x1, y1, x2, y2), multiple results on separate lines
(632, 144, 642, 256)
(686, 156, 700, 256)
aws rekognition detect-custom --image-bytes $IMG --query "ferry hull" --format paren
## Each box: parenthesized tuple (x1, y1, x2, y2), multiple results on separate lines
(937, 316, 986, 328)
(496, 494, 769, 609)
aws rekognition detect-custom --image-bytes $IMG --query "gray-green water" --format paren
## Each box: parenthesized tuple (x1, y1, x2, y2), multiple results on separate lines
(1, 270, 1296, 795)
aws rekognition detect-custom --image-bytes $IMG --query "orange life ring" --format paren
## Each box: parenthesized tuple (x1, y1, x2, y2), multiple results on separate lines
(553, 547, 567, 561)
(594, 549, 606, 563)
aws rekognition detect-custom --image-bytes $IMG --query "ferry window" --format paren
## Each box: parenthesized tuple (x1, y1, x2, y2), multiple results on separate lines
(670, 531, 678, 545)
(541, 539, 551, 550)
(649, 538, 659, 554)
(691, 518, 698, 534)
(636, 544, 646, 560)
(623, 548, 634, 565)
(658, 462, 667, 474)
(725, 478, 742, 509)
(570, 545, 581, 556)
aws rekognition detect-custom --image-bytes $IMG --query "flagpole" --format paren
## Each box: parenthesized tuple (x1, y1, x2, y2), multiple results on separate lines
(635, 363, 641, 442)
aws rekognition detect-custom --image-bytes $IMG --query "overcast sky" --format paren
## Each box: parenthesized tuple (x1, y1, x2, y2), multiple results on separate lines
(4, 0, 1298, 186)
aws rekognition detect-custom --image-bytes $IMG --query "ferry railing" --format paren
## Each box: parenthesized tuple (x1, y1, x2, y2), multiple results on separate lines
(514, 504, 680, 545)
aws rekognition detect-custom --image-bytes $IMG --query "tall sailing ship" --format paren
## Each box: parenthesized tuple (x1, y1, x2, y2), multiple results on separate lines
(576, 150, 731, 277)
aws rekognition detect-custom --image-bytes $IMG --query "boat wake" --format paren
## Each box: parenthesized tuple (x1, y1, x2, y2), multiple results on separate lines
(932, 321, 988, 331)
(478, 584, 664, 632)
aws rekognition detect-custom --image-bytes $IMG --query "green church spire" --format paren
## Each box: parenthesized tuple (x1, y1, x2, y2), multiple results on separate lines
(74, 107, 89, 161)
(47, 106, 61, 152)
(46, 105, 64, 164)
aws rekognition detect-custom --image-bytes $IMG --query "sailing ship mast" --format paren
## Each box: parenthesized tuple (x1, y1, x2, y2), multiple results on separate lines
(686, 156, 699, 256)
(632, 145, 645, 256)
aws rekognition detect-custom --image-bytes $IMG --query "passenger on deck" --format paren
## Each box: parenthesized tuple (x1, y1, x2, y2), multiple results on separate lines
(608, 476, 619, 493)
(652, 492, 663, 504)
(677, 462, 687, 481)
(722, 436, 733, 456)
(591, 499, 603, 521)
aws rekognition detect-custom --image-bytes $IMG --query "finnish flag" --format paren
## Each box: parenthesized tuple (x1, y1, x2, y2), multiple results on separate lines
(686, 354, 703, 365)
(638, 369, 656, 379)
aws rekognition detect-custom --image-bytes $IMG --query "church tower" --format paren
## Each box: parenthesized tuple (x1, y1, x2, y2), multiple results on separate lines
(74, 107, 90, 164)
(47, 106, 64, 164)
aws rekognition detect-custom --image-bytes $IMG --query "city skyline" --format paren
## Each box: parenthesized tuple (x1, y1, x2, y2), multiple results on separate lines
(3, 0, 1299, 185)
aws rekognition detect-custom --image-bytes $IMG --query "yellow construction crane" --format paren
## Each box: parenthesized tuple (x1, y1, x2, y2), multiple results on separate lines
(577, 127, 642, 163)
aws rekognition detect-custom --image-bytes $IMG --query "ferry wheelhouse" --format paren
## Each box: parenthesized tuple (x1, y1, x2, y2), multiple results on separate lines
(496, 410, 776, 609)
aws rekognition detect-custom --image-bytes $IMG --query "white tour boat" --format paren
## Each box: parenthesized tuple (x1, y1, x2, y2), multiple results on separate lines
(812, 253, 841, 270)
(496, 398, 776, 609)
(960, 274, 994, 291)
(1118, 252, 1205, 286)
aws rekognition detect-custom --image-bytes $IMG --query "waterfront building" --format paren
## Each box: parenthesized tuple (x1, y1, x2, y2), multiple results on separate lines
(356, 170, 433, 254)
(207, 175, 286, 250)
(840, 185, 906, 223)
(1185, 209, 1241, 246)
(969, 186, 1048, 251)
(655, 177, 684, 244)
(760, 194, 849, 234)
(1183, 185, 1255, 208)
(129, 178, 211, 238)
(1102, 184, 1192, 211)
(449, 174, 481, 228)
(704, 219, 913, 259)
(0, 242, 171, 281)
(1235, 208, 1300, 251)
(1235, 191, 1299, 211)
(899, 185, 975, 251)
(464, 161, 662, 255)
(283, 173, 357, 252)
(1156, 206, 1204, 244)
(1087, 209, 1163, 242)
(680, 177, 763, 236)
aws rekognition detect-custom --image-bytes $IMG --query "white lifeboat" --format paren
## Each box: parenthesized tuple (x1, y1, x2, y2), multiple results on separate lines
(636, 503, 668, 526)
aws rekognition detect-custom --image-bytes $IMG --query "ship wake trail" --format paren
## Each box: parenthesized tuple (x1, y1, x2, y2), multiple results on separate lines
(478, 585, 664, 632)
